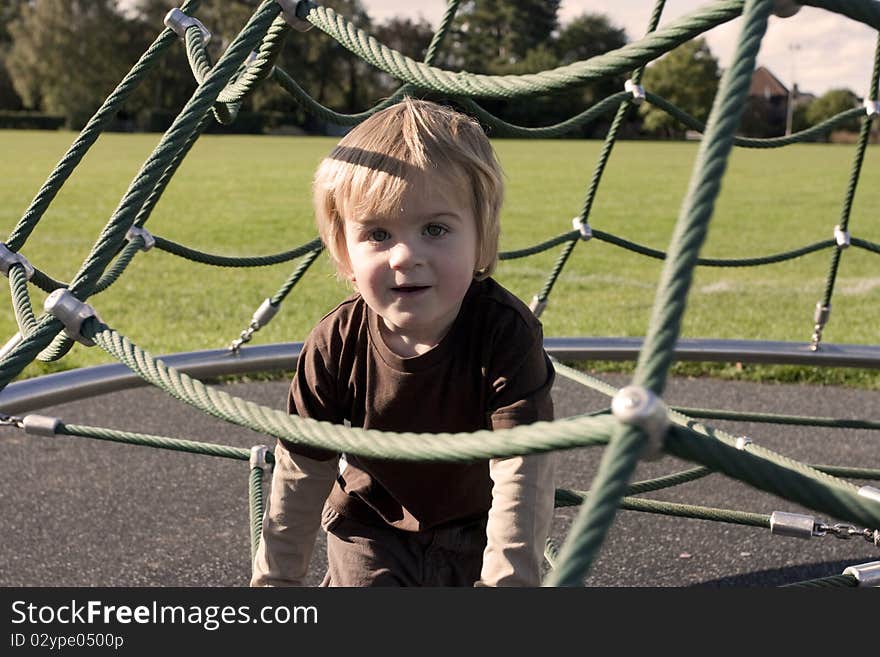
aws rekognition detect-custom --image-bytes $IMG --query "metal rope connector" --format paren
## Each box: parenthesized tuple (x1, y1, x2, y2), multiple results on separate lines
(276, 0, 314, 31)
(572, 217, 592, 241)
(43, 289, 101, 347)
(833, 225, 850, 249)
(229, 298, 279, 353)
(529, 295, 547, 318)
(864, 98, 880, 118)
(125, 225, 155, 251)
(842, 561, 880, 587)
(250, 444, 273, 472)
(164, 8, 211, 44)
(22, 414, 61, 437)
(769, 511, 818, 539)
(0, 243, 35, 280)
(624, 79, 646, 105)
(611, 385, 669, 460)
(809, 301, 831, 352)
(0, 413, 25, 429)
(772, 1, 801, 18)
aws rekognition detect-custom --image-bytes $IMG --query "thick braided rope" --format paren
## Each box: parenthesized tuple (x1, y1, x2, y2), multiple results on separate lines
(131, 113, 213, 232)
(300, 0, 747, 99)
(554, 360, 880, 498)
(546, 0, 774, 587)
(249, 466, 265, 560)
(9, 266, 36, 336)
(84, 319, 617, 459)
(78, 316, 880, 532)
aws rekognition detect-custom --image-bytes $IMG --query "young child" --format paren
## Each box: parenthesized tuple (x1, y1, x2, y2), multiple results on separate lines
(251, 98, 556, 587)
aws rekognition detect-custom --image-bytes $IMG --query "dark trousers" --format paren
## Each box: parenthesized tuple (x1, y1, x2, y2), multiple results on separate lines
(319, 505, 487, 587)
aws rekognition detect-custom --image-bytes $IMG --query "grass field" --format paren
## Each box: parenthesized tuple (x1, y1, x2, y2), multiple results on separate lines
(1, 130, 878, 385)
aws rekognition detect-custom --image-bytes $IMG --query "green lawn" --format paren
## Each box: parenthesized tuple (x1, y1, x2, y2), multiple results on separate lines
(1, 130, 878, 383)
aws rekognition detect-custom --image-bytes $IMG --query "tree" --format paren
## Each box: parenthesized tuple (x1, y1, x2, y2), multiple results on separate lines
(639, 38, 720, 138)
(7, 1, 142, 127)
(447, 0, 560, 74)
(806, 88, 860, 136)
(0, 0, 26, 109)
(554, 13, 629, 137)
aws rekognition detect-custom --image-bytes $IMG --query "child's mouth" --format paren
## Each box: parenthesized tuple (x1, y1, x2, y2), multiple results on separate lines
(391, 285, 430, 294)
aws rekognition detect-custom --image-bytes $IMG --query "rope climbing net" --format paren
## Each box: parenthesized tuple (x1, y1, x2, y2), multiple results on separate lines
(1, 0, 880, 587)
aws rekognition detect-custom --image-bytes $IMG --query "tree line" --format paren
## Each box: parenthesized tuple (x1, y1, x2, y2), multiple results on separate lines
(0, 0, 866, 139)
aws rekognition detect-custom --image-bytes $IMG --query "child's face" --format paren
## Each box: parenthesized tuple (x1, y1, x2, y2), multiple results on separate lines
(342, 174, 478, 353)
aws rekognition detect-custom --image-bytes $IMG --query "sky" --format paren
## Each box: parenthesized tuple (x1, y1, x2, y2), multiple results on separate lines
(359, 1, 880, 97)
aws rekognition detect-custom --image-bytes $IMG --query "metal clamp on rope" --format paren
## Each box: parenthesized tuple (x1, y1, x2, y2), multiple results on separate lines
(43, 289, 101, 347)
(572, 217, 592, 241)
(772, 1, 801, 18)
(842, 561, 880, 587)
(858, 485, 880, 504)
(611, 385, 669, 460)
(0, 243, 35, 280)
(833, 225, 850, 249)
(529, 295, 547, 318)
(769, 511, 818, 539)
(864, 98, 880, 118)
(125, 225, 155, 251)
(624, 79, 646, 105)
(164, 8, 212, 44)
(252, 298, 279, 328)
(250, 445, 273, 472)
(813, 302, 831, 328)
(276, 0, 314, 31)
(22, 414, 61, 437)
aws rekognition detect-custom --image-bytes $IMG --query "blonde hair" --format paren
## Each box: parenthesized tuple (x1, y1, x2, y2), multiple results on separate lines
(312, 98, 504, 280)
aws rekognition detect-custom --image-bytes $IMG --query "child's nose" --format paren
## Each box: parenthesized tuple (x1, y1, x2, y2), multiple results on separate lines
(388, 240, 420, 270)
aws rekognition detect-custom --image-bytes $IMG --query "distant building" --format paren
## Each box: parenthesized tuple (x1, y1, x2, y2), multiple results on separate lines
(742, 66, 814, 138)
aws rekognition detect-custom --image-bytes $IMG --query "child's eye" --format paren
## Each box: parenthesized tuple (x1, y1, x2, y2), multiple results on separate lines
(424, 224, 447, 237)
(368, 228, 390, 242)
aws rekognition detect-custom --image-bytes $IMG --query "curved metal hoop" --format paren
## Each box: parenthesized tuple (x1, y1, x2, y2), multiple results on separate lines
(2, 338, 879, 414)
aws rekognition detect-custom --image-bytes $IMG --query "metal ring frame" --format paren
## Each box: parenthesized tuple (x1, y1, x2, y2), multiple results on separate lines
(2, 338, 880, 414)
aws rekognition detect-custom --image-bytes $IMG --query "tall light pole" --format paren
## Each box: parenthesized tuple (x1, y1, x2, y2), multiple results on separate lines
(785, 42, 801, 135)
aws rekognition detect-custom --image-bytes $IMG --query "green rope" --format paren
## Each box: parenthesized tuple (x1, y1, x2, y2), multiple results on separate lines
(813, 33, 880, 346)
(645, 93, 868, 147)
(780, 573, 858, 588)
(59, 423, 255, 460)
(593, 230, 838, 267)
(154, 236, 323, 268)
(673, 407, 880, 431)
(9, 266, 36, 336)
(0, 1, 283, 391)
(556, 488, 770, 529)
(249, 466, 266, 561)
(270, 247, 324, 306)
(3, 0, 203, 252)
(546, 0, 774, 587)
(299, 0, 747, 99)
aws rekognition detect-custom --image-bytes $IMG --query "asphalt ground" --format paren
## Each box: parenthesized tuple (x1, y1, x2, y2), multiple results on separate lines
(1, 371, 878, 588)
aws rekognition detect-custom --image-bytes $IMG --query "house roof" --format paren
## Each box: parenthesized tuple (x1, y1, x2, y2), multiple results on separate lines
(749, 66, 789, 98)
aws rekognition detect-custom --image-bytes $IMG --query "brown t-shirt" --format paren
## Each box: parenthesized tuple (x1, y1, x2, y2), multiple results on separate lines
(282, 277, 554, 531)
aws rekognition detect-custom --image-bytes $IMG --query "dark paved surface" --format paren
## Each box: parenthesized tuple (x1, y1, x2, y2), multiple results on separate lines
(1, 372, 877, 587)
